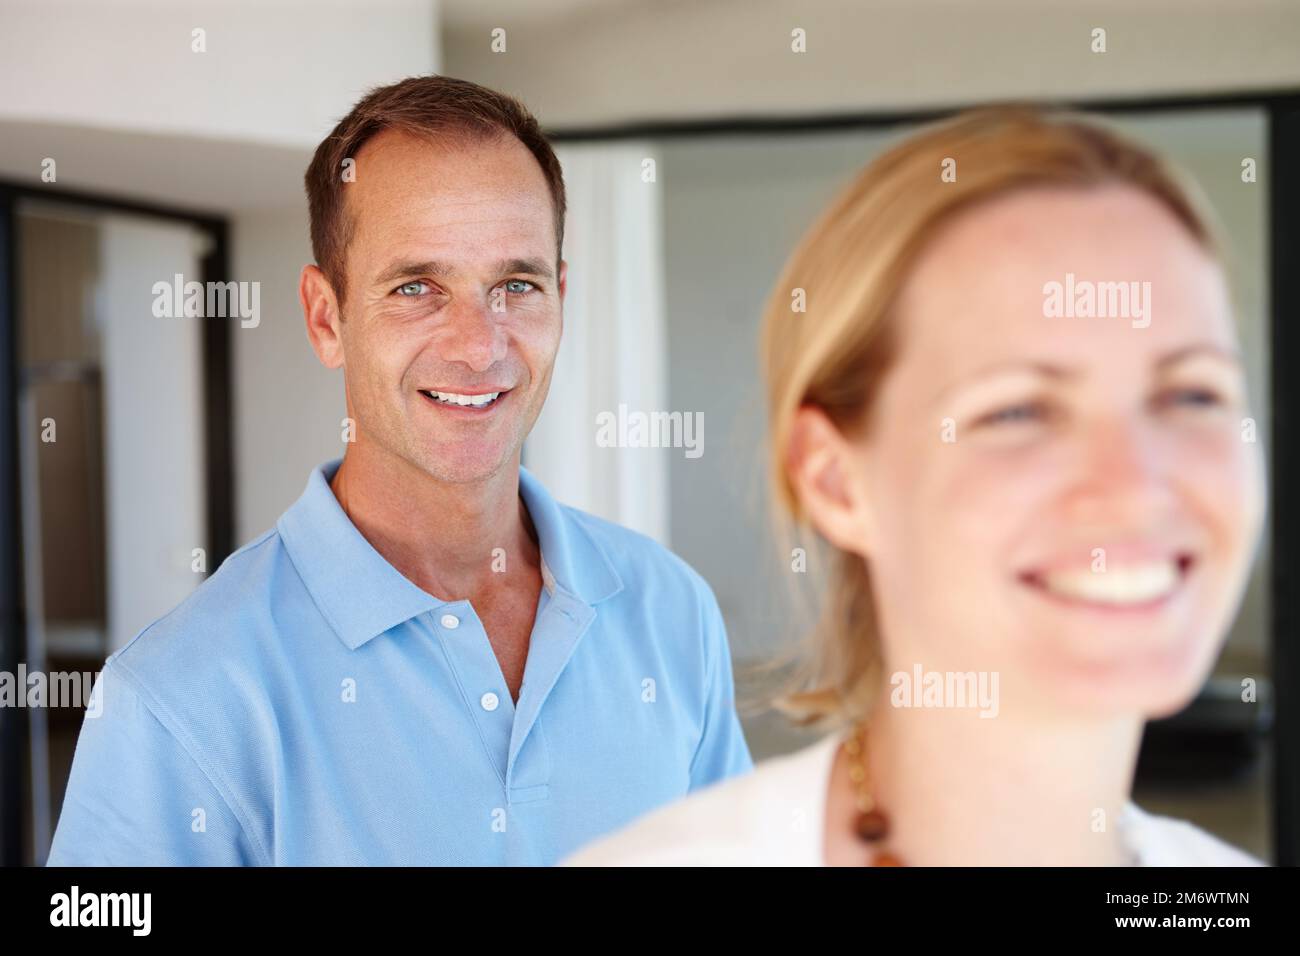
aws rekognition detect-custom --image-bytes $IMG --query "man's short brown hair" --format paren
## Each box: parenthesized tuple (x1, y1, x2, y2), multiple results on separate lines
(304, 74, 566, 303)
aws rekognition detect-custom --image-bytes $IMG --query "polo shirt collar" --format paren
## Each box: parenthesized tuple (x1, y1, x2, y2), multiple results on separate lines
(277, 459, 622, 650)
(517, 464, 622, 607)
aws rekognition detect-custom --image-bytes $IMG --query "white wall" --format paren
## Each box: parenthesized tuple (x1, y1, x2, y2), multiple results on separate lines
(443, 0, 1300, 129)
(660, 129, 900, 661)
(526, 142, 669, 542)
(232, 208, 347, 545)
(0, 0, 441, 149)
(97, 215, 208, 651)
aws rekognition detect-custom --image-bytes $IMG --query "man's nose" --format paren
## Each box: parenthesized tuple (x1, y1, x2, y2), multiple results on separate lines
(437, 297, 508, 372)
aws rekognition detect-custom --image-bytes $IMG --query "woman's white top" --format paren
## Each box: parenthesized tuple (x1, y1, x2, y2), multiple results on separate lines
(565, 733, 1263, 866)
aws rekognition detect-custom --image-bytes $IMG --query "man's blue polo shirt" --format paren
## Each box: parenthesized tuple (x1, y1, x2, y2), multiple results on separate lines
(47, 460, 752, 865)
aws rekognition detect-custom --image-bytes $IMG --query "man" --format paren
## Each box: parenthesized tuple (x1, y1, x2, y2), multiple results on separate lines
(47, 75, 752, 866)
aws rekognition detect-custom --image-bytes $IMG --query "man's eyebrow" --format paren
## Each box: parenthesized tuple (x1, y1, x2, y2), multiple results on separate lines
(373, 260, 454, 287)
(372, 257, 556, 287)
(497, 257, 556, 280)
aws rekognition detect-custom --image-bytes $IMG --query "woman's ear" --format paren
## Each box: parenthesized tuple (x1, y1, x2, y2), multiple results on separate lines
(787, 405, 875, 558)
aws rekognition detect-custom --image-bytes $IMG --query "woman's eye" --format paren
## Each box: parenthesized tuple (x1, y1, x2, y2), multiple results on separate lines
(503, 279, 536, 295)
(1158, 387, 1223, 409)
(975, 402, 1045, 428)
(394, 281, 429, 297)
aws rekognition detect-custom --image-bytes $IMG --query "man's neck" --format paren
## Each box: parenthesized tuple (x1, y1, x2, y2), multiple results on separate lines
(328, 442, 539, 602)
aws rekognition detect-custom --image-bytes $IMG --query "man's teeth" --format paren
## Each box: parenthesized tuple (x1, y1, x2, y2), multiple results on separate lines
(425, 390, 500, 407)
(1038, 561, 1180, 605)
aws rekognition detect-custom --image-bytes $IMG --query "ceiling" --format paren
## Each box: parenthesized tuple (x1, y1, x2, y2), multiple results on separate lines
(0, 120, 311, 215)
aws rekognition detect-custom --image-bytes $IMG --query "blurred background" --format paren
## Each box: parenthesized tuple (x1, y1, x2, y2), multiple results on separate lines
(1, 0, 1297, 866)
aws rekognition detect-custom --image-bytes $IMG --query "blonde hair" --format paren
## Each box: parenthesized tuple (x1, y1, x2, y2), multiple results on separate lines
(760, 106, 1219, 729)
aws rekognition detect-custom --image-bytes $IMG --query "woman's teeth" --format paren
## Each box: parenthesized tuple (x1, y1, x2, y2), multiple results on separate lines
(424, 390, 500, 407)
(1036, 560, 1182, 605)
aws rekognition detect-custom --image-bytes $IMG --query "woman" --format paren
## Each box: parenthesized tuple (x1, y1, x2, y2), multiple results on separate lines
(566, 107, 1266, 866)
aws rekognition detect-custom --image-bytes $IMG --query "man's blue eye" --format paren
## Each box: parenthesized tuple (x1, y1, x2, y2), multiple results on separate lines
(396, 281, 427, 296)
(504, 279, 535, 294)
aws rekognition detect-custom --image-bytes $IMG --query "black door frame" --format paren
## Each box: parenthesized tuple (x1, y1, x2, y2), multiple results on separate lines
(0, 181, 232, 866)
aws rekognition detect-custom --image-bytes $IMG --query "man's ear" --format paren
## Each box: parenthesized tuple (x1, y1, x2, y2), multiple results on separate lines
(300, 264, 344, 369)
(786, 405, 876, 558)
(557, 259, 567, 303)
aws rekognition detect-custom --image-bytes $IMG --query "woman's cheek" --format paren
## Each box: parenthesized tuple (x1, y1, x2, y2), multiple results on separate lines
(938, 440, 1066, 544)
(1172, 424, 1265, 553)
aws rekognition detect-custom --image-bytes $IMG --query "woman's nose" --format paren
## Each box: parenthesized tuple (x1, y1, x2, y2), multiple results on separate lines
(1063, 416, 1173, 527)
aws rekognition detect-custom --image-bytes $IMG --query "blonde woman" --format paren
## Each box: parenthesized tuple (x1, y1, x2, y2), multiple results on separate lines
(567, 107, 1266, 866)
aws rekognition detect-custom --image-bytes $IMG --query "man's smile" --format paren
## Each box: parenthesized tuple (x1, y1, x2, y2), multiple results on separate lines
(417, 386, 512, 413)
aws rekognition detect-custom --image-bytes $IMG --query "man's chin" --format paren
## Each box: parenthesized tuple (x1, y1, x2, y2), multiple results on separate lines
(411, 444, 519, 486)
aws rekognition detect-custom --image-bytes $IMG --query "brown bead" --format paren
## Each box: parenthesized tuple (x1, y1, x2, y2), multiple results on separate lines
(855, 808, 890, 842)
(872, 852, 905, 867)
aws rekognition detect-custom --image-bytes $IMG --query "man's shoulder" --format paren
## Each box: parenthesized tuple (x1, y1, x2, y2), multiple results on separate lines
(108, 525, 296, 684)
(559, 503, 714, 601)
